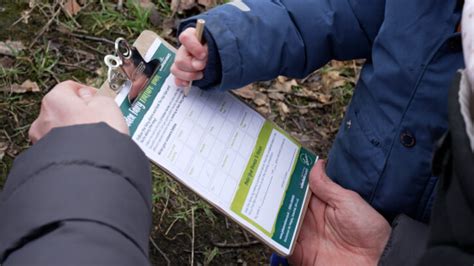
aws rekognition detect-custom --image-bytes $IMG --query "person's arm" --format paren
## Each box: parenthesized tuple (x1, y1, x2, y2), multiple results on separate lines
(0, 124, 152, 265)
(0, 81, 152, 265)
(177, 0, 386, 90)
(378, 215, 429, 266)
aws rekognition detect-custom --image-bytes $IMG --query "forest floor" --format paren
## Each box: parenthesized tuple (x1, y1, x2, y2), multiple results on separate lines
(0, 1, 360, 265)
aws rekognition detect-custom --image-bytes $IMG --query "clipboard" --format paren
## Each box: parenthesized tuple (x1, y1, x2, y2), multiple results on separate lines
(99, 30, 316, 257)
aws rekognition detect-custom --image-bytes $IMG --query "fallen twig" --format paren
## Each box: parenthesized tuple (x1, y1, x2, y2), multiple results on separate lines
(158, 194, 170, 230)
(191, 207, 196, 266)
(30, 2, 61, 48)
(11, 3, 37, 27)
(76, 39, 107, 56)
(149, 237, 171, 266)
(212, 240, 260, 248)
(67, 32, 114, 45)
(224, 217, 230, 229)
(241, 228, 250, 243)
(58, 1, 81, 28)
(165, 217, 180, 236)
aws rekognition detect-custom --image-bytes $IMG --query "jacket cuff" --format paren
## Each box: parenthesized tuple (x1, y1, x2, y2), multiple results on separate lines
(179, 11, 243, 91)
(378, 214, 429, 266)
(178, 20, 223, 90)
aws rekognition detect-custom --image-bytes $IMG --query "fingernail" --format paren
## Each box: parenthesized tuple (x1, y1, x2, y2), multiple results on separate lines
(78, 87, 93, 100)
(199, 52, 206, 59)
(192, 60, 203, 70)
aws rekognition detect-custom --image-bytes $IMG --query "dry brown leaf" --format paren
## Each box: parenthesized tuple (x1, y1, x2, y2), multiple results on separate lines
(63, 0, 81, 16)
(323, 70, 340, 81)
(198, 0, 215, 7)
(330, 60, 345, 68)
(300, 87, 315, 97)
(233, 84, 255, 99)
(277, 101, 290, 114)
(272, 82, 286, 93)
(268, 92, 285, 101)
(285, 79, 298, 93)
(256, 106, 270, 116)
(321, 70, 344, 92)
(289, 79, 298, 86)
(2, 79, 40, 93)
(21, 80, 40, 92)
(298, 108, 309, 115)
(331, 79, 347, 89)
(171, 0, 196, 13)
(0, 142, 8, 161)
(253, 92, 268, 106)
(277, 75, 288, 83)
(0, 41, 25, 56)
(315, 92, 332, 104)
(273, 79, 296, 93)
(170, 0, 180, 13)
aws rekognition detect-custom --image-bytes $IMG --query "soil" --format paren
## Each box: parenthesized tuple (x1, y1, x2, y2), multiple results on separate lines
(0, 1, 359, 265)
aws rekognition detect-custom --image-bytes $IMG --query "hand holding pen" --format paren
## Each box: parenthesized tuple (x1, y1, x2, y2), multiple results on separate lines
(171, 19, 206, 96)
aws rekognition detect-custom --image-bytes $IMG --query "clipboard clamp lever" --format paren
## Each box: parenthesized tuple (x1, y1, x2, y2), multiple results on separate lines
(104, 37, 161, 104)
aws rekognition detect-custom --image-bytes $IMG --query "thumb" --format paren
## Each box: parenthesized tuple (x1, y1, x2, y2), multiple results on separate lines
(77, 87, 97, 103)
(309, 160, 348, 207)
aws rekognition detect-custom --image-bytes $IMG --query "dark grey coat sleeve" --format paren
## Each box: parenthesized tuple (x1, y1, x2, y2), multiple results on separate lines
(378, 214, 429, 266)
(0, 123, 152, 265)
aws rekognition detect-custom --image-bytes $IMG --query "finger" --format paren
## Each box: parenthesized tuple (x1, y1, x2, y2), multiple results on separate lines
(191, 57, 207, 71)
(52, 80, 84, 94)
(46, 80, 89, 106)
(174, 55, 207, 72)
(173, 47, 195, 72)
(28, 119, 40, 144)
(88, 96, 129, 135)
(179, 28, 207, 60)
(309, 160, 349, 207)
(77, 87, 97, 103)
(170, 64, 203, 82)
(28, 118, 50, 144)
(174, 77, 190, 87)
(174, 45, 208, 72)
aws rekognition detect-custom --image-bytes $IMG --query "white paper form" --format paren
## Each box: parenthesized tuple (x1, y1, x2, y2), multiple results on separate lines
(116, 38, 317, 256)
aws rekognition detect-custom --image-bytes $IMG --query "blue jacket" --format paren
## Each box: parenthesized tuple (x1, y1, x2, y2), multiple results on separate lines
(180, 0, 464, 221)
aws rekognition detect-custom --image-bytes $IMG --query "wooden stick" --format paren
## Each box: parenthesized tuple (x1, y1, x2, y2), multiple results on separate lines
(190, 207, 195, 266)
(183, 19, 205, 96)
(149, 237, 171, 266)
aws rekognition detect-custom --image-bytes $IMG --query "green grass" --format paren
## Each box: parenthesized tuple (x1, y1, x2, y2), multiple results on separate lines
(83, 0, 152, 38)
(0, 0, 356, 264)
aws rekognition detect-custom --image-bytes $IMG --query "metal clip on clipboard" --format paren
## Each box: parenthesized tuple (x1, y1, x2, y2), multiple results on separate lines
(104, 38, 161, 105)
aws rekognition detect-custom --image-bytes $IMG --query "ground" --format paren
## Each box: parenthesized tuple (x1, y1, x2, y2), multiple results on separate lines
(0, 1, 359, 265)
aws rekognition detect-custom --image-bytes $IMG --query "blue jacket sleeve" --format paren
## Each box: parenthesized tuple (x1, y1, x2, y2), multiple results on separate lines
(0, 123, 152, 265)
(179, 0, 385, 90)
